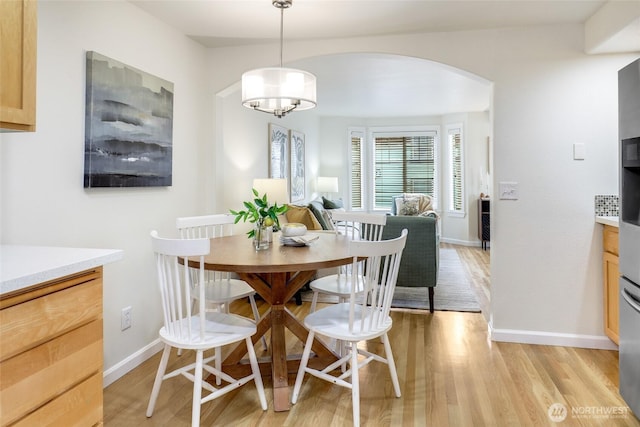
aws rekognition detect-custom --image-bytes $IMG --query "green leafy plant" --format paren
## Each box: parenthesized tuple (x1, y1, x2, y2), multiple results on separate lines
(230, 188, 289, 238)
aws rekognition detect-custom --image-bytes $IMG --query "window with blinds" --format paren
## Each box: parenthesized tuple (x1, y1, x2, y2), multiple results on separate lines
(350, 133, 363, 209)
(447, 125, 464, 214)
(373, 134, 437, 209)
(349, 126, 439, 212)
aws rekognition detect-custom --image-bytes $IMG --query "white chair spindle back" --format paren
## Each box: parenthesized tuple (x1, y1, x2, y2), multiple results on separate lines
(177, 214, 237, 283)
(151, 231, 210, 343)
(347, 229, 407, 335)
(329, 211, 387, 279)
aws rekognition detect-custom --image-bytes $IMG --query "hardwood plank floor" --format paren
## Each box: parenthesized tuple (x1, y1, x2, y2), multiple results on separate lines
(447, 242, 491, 318)
(104, 244, 639, 426)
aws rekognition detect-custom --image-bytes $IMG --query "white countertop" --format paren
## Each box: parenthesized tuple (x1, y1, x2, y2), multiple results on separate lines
(595, 216, 619, 227)
(0, 245, 123, 296)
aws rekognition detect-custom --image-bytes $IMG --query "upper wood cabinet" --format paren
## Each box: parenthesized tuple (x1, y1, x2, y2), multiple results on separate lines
(0, 0, 37, 132)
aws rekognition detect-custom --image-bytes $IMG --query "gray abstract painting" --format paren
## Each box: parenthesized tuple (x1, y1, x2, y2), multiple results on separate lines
(84, 51, 173, 188)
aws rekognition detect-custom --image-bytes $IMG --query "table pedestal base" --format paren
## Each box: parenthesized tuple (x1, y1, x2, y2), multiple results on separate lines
(220, 270, 338, 412)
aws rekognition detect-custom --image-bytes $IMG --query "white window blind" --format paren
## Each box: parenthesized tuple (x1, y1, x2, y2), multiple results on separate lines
(373, 131, 437, 210)
(349, 126, 439, 212)
(447, 125, 464, 214)
(350, 132, 363, 209)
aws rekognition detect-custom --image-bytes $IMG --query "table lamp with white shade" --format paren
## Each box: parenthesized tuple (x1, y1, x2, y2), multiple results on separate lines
(253, 178, 290, 206)
(316, 176, 339, 199)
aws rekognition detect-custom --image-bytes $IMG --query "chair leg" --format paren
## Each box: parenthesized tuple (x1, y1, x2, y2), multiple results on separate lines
(292, 331, 315, 404)
(192, 349, 204, 427)
(429, 287, 434, 313)
(338, 297, 347, 372)
(309, 291, 319, 313)
(382, 332, 401, 398)
(351, 342, 360, 427)
(214, 346, 222, 386)
(249, 295, 268, 351)
(146, 344, 171, 417)
(245, 337, 268, 410)
(339, 340, 347, 372)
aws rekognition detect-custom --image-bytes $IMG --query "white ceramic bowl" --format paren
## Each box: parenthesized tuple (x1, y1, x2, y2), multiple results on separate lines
(281, 223, 307, 237)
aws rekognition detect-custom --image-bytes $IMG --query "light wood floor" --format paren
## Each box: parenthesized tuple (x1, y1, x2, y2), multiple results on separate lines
(104, 245, 639, 426)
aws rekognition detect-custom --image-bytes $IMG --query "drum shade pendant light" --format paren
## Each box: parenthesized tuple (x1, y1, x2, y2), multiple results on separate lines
(241, 0, 316, 118)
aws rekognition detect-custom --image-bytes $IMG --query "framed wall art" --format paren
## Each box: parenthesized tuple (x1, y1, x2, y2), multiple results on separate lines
(268, 123, 288, 180)
(84, 51, 174, 188)
(290, 129, 305, 203)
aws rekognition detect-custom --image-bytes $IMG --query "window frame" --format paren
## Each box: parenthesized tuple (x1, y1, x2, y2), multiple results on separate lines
(348, 127, 365, 210)
(350, 125, 439, 212)
(446, 123, 465, 217)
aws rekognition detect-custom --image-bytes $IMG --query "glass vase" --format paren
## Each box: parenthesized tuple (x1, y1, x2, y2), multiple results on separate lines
(254, 224, 271, 250)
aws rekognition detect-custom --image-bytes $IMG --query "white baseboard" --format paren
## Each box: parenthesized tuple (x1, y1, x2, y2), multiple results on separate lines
(439, 237, 484, 247)
(103, 338, 164, 388)
(488, 322, 618, 350)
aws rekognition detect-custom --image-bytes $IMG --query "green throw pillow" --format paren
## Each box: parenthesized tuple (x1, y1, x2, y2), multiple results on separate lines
(322, 197, 344, 209)
(308, 200, 330, 230)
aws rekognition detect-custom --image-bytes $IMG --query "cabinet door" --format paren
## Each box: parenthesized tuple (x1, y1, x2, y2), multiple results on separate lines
(0, 0, 37, 131)
(603, 251, 620, 344)
(603, 226, 619, 256)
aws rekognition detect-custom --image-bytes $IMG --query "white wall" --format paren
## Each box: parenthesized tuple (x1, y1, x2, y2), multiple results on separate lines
(0, 1, 210, 375)
(216, 83, 321, 226)
(440, 112, 492, 246)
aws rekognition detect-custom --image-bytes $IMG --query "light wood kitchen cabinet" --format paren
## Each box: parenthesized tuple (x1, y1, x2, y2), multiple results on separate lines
(0, 268, 104, 426)
(0, 0, 37, 132)
(602, 225, 619, 345)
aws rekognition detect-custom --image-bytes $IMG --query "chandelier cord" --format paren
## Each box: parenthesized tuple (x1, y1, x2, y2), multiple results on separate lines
(279, 6, 284, 68)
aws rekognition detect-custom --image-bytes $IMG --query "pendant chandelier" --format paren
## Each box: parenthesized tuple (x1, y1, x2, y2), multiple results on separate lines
(241, 0, 317, 118)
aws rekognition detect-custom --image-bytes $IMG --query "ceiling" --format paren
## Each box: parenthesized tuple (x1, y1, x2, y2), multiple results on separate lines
(289, 53, 492, 117)
(130, 0, 640, 117)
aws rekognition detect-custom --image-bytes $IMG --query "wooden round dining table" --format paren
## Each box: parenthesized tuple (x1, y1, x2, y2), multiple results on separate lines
(190, 231, 354, 412)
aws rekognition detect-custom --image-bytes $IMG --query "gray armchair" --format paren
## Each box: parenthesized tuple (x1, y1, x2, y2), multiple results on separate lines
(382, 195, 439, 312)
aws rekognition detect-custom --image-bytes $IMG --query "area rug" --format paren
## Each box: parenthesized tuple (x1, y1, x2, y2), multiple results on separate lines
(300, 247, 481, 312)
(393, 248, 481, 312)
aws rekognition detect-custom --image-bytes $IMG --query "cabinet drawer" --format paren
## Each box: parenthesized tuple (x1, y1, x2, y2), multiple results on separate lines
(0, 278, 102, 362)
(0, 320, 103, 426)
(11, 372, 103, 427)
(603, 225, 619, 256)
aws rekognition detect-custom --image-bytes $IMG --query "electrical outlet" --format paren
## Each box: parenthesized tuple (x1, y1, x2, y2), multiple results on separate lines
(121, 306, 132, 331)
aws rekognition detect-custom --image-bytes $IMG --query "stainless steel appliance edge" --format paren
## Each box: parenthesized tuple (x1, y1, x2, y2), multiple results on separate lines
(618, 57, 640, 420)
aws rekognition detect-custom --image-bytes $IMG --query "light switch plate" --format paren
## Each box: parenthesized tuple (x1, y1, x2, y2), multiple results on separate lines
(573, 143, 585, 160)
(499, 182, 519, 200)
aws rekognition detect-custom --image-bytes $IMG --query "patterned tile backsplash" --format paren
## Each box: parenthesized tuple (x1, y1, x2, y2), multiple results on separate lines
(595, 195, 619, 216)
